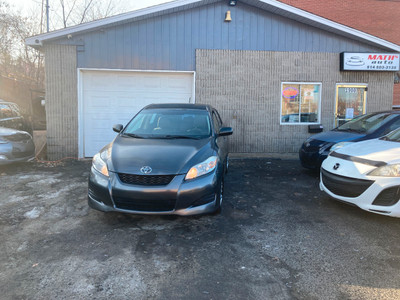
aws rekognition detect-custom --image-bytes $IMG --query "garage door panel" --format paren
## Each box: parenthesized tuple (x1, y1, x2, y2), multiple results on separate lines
(81, 70, 193, 157)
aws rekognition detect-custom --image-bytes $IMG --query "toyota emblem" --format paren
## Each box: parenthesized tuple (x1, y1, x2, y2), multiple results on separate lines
(333, 163, 340, 170)
(140, 166, 152, 174)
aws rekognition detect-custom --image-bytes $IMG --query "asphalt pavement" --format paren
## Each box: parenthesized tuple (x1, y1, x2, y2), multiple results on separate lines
(1, 158, 400, 299)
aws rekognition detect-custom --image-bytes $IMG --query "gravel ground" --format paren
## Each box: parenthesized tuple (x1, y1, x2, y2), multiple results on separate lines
(1, 158, 400, 299)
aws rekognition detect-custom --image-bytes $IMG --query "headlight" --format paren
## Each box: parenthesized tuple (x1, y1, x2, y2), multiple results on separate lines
(330, 142, 353, 153)
(368, 164, 400, 177)
(92, 153, 109, 177)
(318, 142, 334, 154)
(185, 156, 218, 180)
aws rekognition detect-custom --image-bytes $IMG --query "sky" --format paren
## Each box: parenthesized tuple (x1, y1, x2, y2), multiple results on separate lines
(5, 0, 174, 29)
(7, 0, 173, 14)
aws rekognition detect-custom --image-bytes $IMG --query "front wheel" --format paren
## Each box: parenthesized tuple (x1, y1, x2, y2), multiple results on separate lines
(214, 177, 224, 214)
(225, 156, 229, 174)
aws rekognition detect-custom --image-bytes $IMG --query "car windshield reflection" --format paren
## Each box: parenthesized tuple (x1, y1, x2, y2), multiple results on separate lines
(336, 113, 397, 134)
(123, 108, 212, 139)
(381, 128, 400, 142)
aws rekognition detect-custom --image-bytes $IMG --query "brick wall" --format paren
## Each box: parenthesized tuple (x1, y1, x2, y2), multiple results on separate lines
(278, 0, 400, 45)
(278, 0, 400, 108)
(196, 49, 394, 153)
(44, 44, 78, 160)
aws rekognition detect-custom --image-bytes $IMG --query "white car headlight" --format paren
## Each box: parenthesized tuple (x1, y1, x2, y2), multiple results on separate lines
(92, 153, 109, 177)
(368, 164, 400, 177)
(330, 142, 354, 153)
(185, 156, 218, 180)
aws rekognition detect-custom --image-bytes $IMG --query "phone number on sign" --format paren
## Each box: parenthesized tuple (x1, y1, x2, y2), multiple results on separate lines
(367, 65, 398, 70)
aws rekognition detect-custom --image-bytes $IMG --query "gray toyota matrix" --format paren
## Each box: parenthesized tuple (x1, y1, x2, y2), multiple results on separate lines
(88, 103, 233, 216)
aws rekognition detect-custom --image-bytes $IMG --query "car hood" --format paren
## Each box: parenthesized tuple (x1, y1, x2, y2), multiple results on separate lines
(0, 126, 26, 136)
(108, 136, 215, 175)
(310, 130, 365, 143)
(335, 139, 400, 165)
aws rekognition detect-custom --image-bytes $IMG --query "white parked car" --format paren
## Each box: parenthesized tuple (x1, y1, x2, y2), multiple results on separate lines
(320, 127, 400, 218)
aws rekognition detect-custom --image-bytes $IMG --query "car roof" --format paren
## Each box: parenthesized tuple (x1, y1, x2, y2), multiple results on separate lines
(368, 110, 400, 115)
(143, 103, 213, 111)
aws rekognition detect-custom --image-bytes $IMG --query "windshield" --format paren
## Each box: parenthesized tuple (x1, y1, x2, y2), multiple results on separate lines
(336, 113, 397, 134)
(381, 127, 400, 142)
(123, 108, 212, 139)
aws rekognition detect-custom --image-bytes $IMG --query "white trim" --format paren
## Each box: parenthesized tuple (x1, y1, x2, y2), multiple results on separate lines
(280, 82, 322, 126)
(26, 0, 400, 52)
(77, 68, 196, 158)
(77, 69, 84, 158)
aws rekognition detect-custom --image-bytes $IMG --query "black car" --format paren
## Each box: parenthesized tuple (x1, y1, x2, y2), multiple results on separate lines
(0, 127, 35, 165)
(0, 100, 32, 134)
(88, 103, 233, 215)
(299, 111, 400, 169)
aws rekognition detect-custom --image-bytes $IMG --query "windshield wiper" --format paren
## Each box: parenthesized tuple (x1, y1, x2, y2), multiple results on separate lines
(121, 133, 145, 138)
(336, 128, 364, 133)
(157, 135, 201, 140)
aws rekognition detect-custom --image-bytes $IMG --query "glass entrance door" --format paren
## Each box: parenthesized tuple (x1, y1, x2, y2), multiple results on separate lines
(335, 84, 367, 127)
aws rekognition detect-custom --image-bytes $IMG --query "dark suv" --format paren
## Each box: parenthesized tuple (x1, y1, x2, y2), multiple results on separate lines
(0, 100, 32, 134)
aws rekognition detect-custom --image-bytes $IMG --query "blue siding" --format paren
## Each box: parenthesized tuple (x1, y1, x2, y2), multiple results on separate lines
(73, 1, 383, 71)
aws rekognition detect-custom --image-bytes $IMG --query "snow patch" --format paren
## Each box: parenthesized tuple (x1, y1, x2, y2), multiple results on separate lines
(24, 207, 42, 219)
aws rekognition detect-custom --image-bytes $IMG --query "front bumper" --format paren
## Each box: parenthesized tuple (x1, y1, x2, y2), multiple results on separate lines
(299, 148, 327, 169)
(0, 141, 35, 165)
(320, 171, 400, 218)
(88, 167, 220, 216)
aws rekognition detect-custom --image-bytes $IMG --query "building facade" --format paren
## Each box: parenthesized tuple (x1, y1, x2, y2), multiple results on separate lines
(27, 0, 400, 159)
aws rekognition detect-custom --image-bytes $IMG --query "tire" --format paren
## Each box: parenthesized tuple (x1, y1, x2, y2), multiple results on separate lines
(225, 156, 229, 174)
(214, 177, 224, 214)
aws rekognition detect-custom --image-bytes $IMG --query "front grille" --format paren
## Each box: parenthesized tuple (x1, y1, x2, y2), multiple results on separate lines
(3, 133, 31, 142)
(321, 168, 374, 198)
(372, 186, 400, 206)
(118, 173, 175, 186)
(113, 197, 176, 212)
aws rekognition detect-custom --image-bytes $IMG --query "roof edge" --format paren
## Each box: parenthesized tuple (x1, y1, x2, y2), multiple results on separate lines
(26, 0, 400, 52)
(25, 0, 201, 47)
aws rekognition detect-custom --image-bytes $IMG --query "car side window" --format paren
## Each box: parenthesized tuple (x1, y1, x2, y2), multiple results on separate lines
(9, 104, 21, 117)
(212, 111, 222, 132)
(0, 104, 13, 119)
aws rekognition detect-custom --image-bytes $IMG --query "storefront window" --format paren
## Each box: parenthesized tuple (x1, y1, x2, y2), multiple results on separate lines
(281, 83, 321, 124)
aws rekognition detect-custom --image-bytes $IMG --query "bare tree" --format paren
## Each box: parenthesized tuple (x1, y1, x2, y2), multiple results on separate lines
(57, 0, 121, 29)
(0, 2, 44, 88)
(0, 0, 128, 89)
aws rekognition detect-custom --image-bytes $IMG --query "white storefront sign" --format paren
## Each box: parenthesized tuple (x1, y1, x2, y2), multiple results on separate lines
(340, 52, 400, 71)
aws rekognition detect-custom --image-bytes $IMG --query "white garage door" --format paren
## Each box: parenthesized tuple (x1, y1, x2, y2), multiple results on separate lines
(80, 70, 194, 157)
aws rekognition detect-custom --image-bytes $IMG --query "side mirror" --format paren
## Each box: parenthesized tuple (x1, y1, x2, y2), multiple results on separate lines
(218, 127, 233, 137)
(113, 124, 123, 133)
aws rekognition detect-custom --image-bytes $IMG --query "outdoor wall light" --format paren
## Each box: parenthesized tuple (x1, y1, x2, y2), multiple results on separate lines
(224, 10, 232, 22)
(229, 0, 237, 6)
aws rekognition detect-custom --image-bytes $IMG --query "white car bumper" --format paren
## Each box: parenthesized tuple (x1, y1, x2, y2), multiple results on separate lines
(320, 158, 400, 218)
